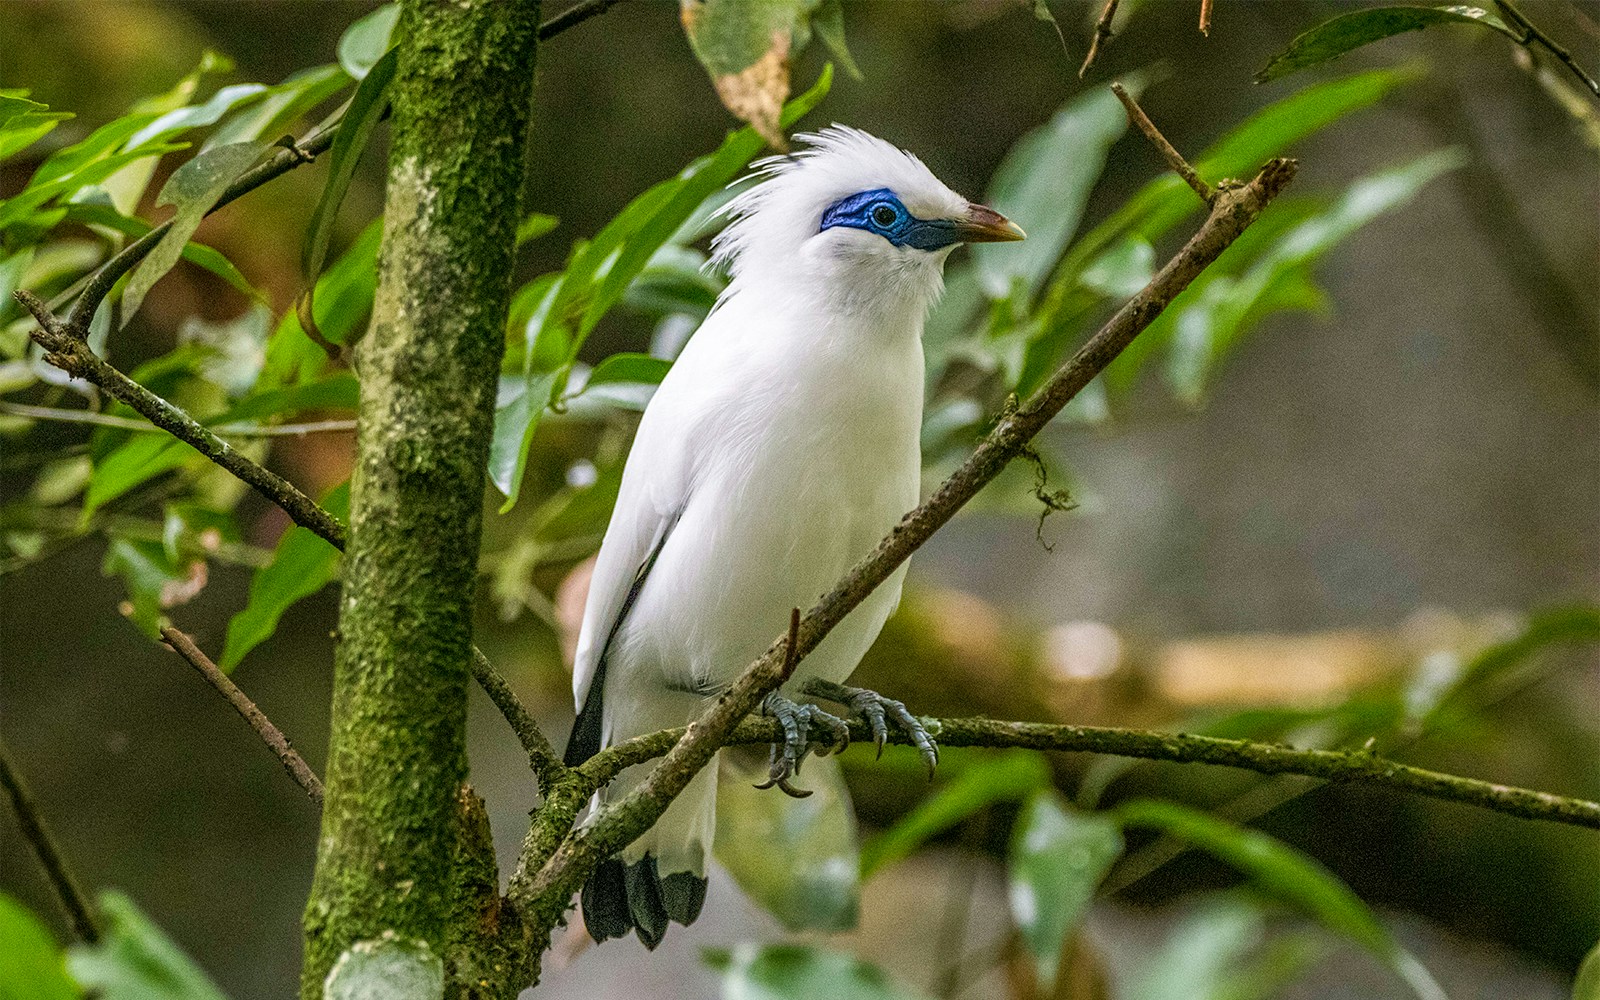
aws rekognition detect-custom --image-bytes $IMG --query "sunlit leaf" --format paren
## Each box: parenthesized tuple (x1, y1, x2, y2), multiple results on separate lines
(1256, 5, 1515, 83)
(974, 76, 1144, 302)
(704, 944, 930, 1000)
(1009, 792, 1123, 990)
(122, 143, 265, 323)
(1116, 800, 1446, 1000)
(860, 750, 1050, 878)
(205, 65, 349, 149)
(489, 370, 561, 509)
(84, 436, 193, 521)
(66, 893, 230, 1000)
(0, 143, 189, 233)
(717, 754, 860, 931)
(124, 84, 269, 150)
(1575, 937, 1600, 1000)
(302, 47, 397, 304)
(580, 353, 672, 391)
(0, 892, 79, 1000)
(337, 3, 400, 81)
(516, 212, 559, 247)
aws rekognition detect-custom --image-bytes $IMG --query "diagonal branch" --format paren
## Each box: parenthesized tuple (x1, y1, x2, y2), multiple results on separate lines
(505, 142, 1300, 931)
(160, 626, 325, 804)
(0, 736, 102, 942)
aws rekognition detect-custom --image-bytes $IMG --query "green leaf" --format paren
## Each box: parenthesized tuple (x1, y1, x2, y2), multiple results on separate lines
(1116, 800, 1446, 1000)
(716, 755, 860, 932)
(704, 943, 931, 1000)
(323, 936, 442, 1000)
(205, 65, 349, 149)
(122, 143, 265, 323)
(337, 3, 401, 81)
(1424, 605, 1600, 734)
(808, 0, 863, 80)
(516, 213, 559, 247)
(63, 203, 260, 301)
(1122, 895, 1325, 1000)
(0, 143, 189, 233)
(101, 537, 200, 638)
(84, 436, 193, 521)
(489, 370, 561, 510)
(1009, 792, 1123, 990)
(124, 84, 269, 150)
(1163, 148, 1463, 401)
(302, 47, 397, 301)
(67, 892, 232, 1000)
(0, 892, 80, 1000)
(1575, 937, 1600, 1000)
(264, 218, 382, 387)
(0, 102, 73, 163)
(860, 750, 1050, 878)
(1256, 5, 1515, 83)
(221, 483, 348, 670)
(581, 353, 672, 390)
(974, 75, 1144, 303)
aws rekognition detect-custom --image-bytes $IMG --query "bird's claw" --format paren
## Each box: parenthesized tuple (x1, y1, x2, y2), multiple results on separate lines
(802, 679, 939, 779)
(757, 692, 851, 796)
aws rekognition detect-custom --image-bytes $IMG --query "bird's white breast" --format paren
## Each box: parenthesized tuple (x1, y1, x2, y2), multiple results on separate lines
(606, 284, 925, 715)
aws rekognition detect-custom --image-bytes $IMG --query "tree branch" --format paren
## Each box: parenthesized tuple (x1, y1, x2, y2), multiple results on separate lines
(580, 718, 1600, 830)
(0, 736, 102, 942)
(470, 646, 566, 790)
(537, 0, 626, 41)
(0, 401, 355, 438)
(160, 626, 325, 804)
(1112, 82, 1214, 204)
(506, 103, 1300, 938)
(1496, 0, 1600, 99)
(1080, 0, 1121, 79)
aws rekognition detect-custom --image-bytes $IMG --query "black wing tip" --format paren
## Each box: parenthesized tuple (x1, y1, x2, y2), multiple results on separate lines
(581, 854, 709, 949)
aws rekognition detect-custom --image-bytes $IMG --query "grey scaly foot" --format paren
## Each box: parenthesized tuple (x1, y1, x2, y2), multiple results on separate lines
(802, 679, 939, 778)
(756, 691, 851, 797)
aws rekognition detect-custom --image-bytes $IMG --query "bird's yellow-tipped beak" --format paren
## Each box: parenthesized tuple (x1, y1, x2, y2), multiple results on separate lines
(956, 204, 1026, 243)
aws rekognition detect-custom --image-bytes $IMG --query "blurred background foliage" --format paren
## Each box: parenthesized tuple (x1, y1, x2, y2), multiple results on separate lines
(1, 2, 1596, 999)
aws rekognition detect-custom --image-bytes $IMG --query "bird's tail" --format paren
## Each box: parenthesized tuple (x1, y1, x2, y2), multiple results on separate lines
(579, 750, 716, 949)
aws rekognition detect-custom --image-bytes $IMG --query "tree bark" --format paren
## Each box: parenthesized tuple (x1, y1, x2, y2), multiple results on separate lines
(300, 2, 541, 997)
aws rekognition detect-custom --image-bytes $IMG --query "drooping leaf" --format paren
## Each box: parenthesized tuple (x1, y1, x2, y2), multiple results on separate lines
(66, 893, 231, 1000)
(264, 218, 382, 387)
(0, 892, 80, 1000)
(122, 143, 265, 323)
(579, 353, 673, 392)
(84, 437, 194, 521)
(1008, 792, 1124, 990)
(973, 74, 1145, 303)
(1424, 604, 1600, 735)
(516, 212, 559, 247)
(704, 944, 931, 1000)
(205, 65, 349, 149)
(489, 371, 561, 509)
(337, 3, 401, 81)
(302, 47, 398, 302)
(1163, 148, 1463, 400)
(124, 84, 269, 150)
(221, 483, 349, 670)
(1116, 800, 1446, 1000)
(860, 750, 1050, 878)
(1256, 5, 1515, 83)
(323, 936, 442, 1000)
(717, 755, 861, 932)
(807, 0, 863, 80)
(681, 0, 807, 146)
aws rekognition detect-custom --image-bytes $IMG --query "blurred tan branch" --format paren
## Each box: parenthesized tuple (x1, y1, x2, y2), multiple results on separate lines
(0, 737, 102, 943)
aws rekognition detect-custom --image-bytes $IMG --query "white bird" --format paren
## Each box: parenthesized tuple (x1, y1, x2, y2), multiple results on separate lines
(565, 125, 1024, 948)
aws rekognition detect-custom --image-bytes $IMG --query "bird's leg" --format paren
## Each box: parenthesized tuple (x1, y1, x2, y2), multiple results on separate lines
(756, 691, 851, 797)
(802, 678, 939, 778)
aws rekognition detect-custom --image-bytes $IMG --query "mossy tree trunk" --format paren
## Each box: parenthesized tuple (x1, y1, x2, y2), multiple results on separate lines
(301, 2, 541, 996)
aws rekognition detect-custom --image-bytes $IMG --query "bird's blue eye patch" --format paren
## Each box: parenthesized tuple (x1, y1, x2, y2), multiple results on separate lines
(819, 188, 961, 251)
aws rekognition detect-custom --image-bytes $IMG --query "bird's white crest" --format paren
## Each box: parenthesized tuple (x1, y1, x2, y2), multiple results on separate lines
(710, 125, 971, 295)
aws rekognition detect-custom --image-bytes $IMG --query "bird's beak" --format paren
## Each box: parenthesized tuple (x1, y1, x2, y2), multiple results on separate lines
(955, 204, 1026, 243)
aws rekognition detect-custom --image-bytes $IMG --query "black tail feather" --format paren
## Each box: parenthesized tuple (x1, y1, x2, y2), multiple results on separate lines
(579, 854, 709, 948)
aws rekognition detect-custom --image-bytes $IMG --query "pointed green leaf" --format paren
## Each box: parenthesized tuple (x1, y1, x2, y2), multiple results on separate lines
(581, 352, 672, 391)
(1009, 792, 1123, 990)
(205, 65, 349, 149)
(861, 750, 1050, 878)
(101, 537, 199, 638)
(124, 84, 269, 150)
(1257, 6, 1515, 83)
(67, 892, 231, 1000)
(122, 142, 265, 322)
(1116, 800, 1446, 1000)
(222, 483, 349, 670)
(337, 3, 400, 81)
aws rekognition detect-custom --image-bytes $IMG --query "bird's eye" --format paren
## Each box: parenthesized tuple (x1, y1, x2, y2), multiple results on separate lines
(871, 204, 898, 227)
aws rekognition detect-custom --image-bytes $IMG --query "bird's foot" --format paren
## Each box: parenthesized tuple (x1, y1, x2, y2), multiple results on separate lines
(802, 679, 939, 778)
(756, 691, 852, 798)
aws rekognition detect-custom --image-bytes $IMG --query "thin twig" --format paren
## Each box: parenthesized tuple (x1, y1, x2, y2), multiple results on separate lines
(0, 737, 102, 942)
(1080, 0, 1121, 78)
(160, 626, 324, 804)
(1111, 82, 1214, 204)
(537, 0, 626, 41)
(0, 401, 355, 438)
(581, 716, 1600, 831)
(506, 155, 1300, 931)
(469, 646, 565, 790)
(1199, 0, 1213, 37)
(1496, 0, 1600, 99)
(15, 291, 349, 549)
